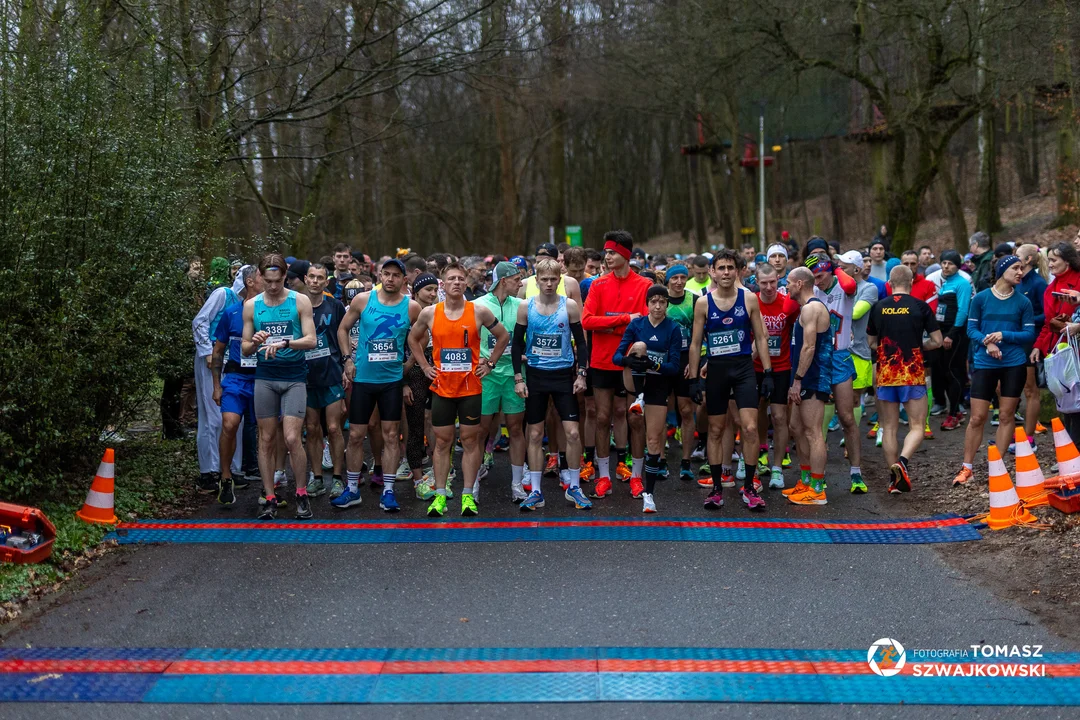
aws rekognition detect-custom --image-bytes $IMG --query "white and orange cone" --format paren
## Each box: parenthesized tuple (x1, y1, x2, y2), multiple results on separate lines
(1013, 428, 1048, 508)
(76, 449, 117, 525)
(1047, 418, 1080, 491)
(984, 445, 1039, 531)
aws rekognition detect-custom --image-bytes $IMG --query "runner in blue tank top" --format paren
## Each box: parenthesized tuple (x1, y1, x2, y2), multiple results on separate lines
(242, 253, 318, 521)
(784, 267, 833, 506)
(688, 249, 774, 512)
(336, 258, 422, 513)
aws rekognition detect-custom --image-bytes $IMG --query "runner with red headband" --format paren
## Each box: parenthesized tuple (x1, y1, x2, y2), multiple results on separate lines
(581, 230, 653, 498)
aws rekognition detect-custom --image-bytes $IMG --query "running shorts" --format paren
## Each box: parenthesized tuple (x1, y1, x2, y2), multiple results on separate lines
(624, 372, 673, 406)
(673, 352, 693, 398)
(589, 368, 627, 397)
(829, 348, 857, 386)
(431, 392, 483, 427)
(852, 355, 873, 391)
(482, 372, 526, 416)
(705, 356, 757, 416)
(349, 380, 403, 424)
(876, 385, 928, 404)
(970, 365, 1026, 401)
(307, 384, 346, 410)
(254, 379, 306, 420)
(220, 372, 255, 421)
(756, 369, 790, 405)
(525, 367, 580, 425)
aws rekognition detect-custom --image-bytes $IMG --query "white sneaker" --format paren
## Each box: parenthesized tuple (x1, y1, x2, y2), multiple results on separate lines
(321, 440, 332, 470)
(477, 463, 490, 481)
(629, 393, 644, 415)
(735, 456, 746, 481)
(511, 480, 528, 503)
(396, 457, 412, 480)
(642, 492, 657, 513)
(769, 468, 785, 489)
(472, 482, 481, 503)
(274, 470, 287, 489)
(875, 425, 883, 448)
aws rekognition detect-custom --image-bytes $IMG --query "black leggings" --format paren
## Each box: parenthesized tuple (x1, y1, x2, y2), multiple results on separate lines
(405, 363, 431, 470)
(931, 335, 968, 414)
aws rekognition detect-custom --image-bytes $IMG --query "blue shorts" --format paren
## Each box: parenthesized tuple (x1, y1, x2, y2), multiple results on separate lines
(829, 348, 857, 386)
(876, 385, 927, 404)
(220, 373, 256, 421)
(307, 384, 346, 410)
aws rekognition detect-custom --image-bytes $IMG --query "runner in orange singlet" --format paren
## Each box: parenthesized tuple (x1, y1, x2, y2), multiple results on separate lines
(408, 262, 509, 517)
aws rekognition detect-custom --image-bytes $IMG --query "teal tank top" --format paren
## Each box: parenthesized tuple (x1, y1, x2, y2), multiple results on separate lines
(253, 290, 306, 381)
(525, 296, 575, 371)
(209, 288, 239, 343)
(353, 292, 411, 383)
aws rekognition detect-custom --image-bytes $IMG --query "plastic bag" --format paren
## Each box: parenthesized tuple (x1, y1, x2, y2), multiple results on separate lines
(1045, 332, 1080, 413)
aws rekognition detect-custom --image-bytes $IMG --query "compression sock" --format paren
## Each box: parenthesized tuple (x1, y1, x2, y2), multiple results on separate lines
(822, 403, 836, 435)
(810, 472, 825, 493)
(559, 452, 568, 470)
(711, 463, 725, 492)
(645, 453, 661, 494)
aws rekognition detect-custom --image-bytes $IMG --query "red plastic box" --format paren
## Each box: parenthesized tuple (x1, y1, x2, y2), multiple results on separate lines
(0, 502, 56, 564)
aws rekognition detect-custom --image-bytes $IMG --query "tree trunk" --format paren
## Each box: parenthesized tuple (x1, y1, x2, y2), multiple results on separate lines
(819, 139, 844, 242)
(687, 140, 709, 252)
(869, 141, 891, 229)
(938, 156, 969, 251)
(544, 6, 567, 242)
(977, 105, 1003, 233)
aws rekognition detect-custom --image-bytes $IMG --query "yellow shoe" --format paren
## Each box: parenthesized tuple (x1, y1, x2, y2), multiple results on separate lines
(788, 488, 828, 505)
(924, 420, 934, 439)
(782, 480, 811, 497)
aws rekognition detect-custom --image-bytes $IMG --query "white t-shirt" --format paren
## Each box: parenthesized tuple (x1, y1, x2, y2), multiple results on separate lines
(813, 278, 855, 351)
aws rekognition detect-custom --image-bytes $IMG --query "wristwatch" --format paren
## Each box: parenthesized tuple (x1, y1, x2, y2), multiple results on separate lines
(794, 373, 803, 381)
(577, 368, 588, 377)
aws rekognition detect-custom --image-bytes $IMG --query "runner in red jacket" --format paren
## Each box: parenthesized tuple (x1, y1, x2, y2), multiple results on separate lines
(581, 230, 653, 498)
(1032, 243, 1080, 360)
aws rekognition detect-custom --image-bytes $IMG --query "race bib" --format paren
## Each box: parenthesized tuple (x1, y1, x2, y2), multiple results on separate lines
(708, 330, 739, 357)
(487, 333, 497, 350)
(531, 333, 562, 358)
(646, 350, 664, 373)
(767, 335, 782, 357)
(935, 305, 946, 322)
(240, 354, 258, 368)
(440, 347, 472, 372)
(305, 333, 331, 361)
(679, 324, 690, 349)
(262, 321, 292, 346)
(367, 338, 400, 363)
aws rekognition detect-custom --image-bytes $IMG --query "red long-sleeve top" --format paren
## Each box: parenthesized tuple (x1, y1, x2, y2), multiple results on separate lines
(581, 270, 653, 371)
(1036, 268, 1080, 354)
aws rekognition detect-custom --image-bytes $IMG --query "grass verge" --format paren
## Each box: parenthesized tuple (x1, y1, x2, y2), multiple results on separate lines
(0, 436, 200, 620)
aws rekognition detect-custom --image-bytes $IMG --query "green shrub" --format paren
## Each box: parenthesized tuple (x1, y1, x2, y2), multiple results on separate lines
(0, 15, 224, 497)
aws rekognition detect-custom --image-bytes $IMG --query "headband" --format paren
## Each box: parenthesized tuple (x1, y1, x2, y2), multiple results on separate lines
(995, 255, 1021, 279)
(604, 239, 632, 261)
(665, 264, 688, 282)
(766, 244, 788, 259)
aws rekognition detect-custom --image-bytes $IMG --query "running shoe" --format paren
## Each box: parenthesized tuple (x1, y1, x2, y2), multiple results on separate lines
(1036, 422, 1047, 434)
(890, 462, 912, 493)
(698, 462, 711, 477)
(680, 466, 696, 483)
(445, 469, 456, 498)
(461, 494, 478, 517)
(483, 451, 494, 470)
(493, 433, 509, 451)
(471, 483, 481, 504)
(788, 488, 827, 505)
(274, 469, 288, 490)
(217, 476, 236, 505)
(257, 497, 278, 520)
(544, 454, 559, 475)
(827, 415, 840, 432)
(591, 476, 612, 498)
(427, 494, 447, 517)
(565, 486, 593, 510)
(307, 475, 327, 497)
(630, 476, 645, 499)
(415, 475, 435, 500)
(735, 457, 746, 481)
(740, 486, 766, 511)
(197, 472, 219, 494)
(782, 451, 792, 468)
(616, 461, 633, 481)
(782, 480, 811, 497)
(952, 466, 973, 487)
(322, 440, 333, 470)
(295, 493, 313, 520)
(522, 462, 531, 491)
(752, 475, 763, 494)
(370, 470, 384, 488)
(991, 409, 1000, 426)
(380, 488, 400, 512)
(899, 408, 909, 425)
(721, 472, 736, 488)
(658, 459, 669, 480)
(941, 414, 960, 431)
(241, 469, 260, 487)
(930, 403, 946, 417)
(868, 411, 878, 424)
(396, 458, 412, 480)
(697, 472, 713, 488)
(629, 392, 645, 415)
(757, 448, 769, 470)
(477, 462, 490, 482)
(691, 443, 706, 460)
(511, 480, 528, 503)
(520, 490, 545, 511)
(850, 473, 867, 494)
(703, 491, 724, 510)
(866, 422, 879, 439)
(642, 492, 657, 514)
(580, 460, 596, 482)
(559, 469, 571, 491)
(924, 421, 933, 440)
(769, 468, 784, 490)
(875, 425, 883, 447)
(331, 487, 363, 509)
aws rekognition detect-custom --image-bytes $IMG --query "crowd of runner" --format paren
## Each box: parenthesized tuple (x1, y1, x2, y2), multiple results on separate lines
(188, 227, 1080, 520)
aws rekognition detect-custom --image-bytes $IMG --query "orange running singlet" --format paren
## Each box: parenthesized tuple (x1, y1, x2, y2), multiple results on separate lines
(430, 301, 482, 398)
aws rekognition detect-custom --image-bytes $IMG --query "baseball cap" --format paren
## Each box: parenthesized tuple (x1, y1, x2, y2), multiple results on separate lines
(382, 258, 406, 275)
(510, 255, 528, 271)
(286, 259, 310, 280)
(491, 261, 521, 291)
(632, 247, 647, 259)
(536, 243, 559, 259)
(839, 250, 864, 270)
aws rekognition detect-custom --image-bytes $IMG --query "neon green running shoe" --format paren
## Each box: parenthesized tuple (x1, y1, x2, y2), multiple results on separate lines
(427, 494, 447, 517)
(782, 451, 792, 468)
(461, 494, 478, 517)
(850, 473, 868, 494)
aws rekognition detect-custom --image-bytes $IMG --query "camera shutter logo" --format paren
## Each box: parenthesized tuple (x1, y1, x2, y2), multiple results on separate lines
(867, 638, 906, 677)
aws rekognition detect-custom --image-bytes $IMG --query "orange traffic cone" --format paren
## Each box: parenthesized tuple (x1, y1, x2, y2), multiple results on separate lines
(76, 449, 117, 525)
(1013, 428, 1048, 508)
(1047, 418, 1080, 491)
(983, 445, 1040, 531)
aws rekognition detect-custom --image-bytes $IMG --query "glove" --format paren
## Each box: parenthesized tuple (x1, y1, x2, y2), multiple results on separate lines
(627, 354, 652, 372)
(759, 369, 775, 400)
(690, 378, 705, 406)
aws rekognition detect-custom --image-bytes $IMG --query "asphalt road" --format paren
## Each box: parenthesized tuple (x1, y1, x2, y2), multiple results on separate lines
(2, 431, 1075, 717)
